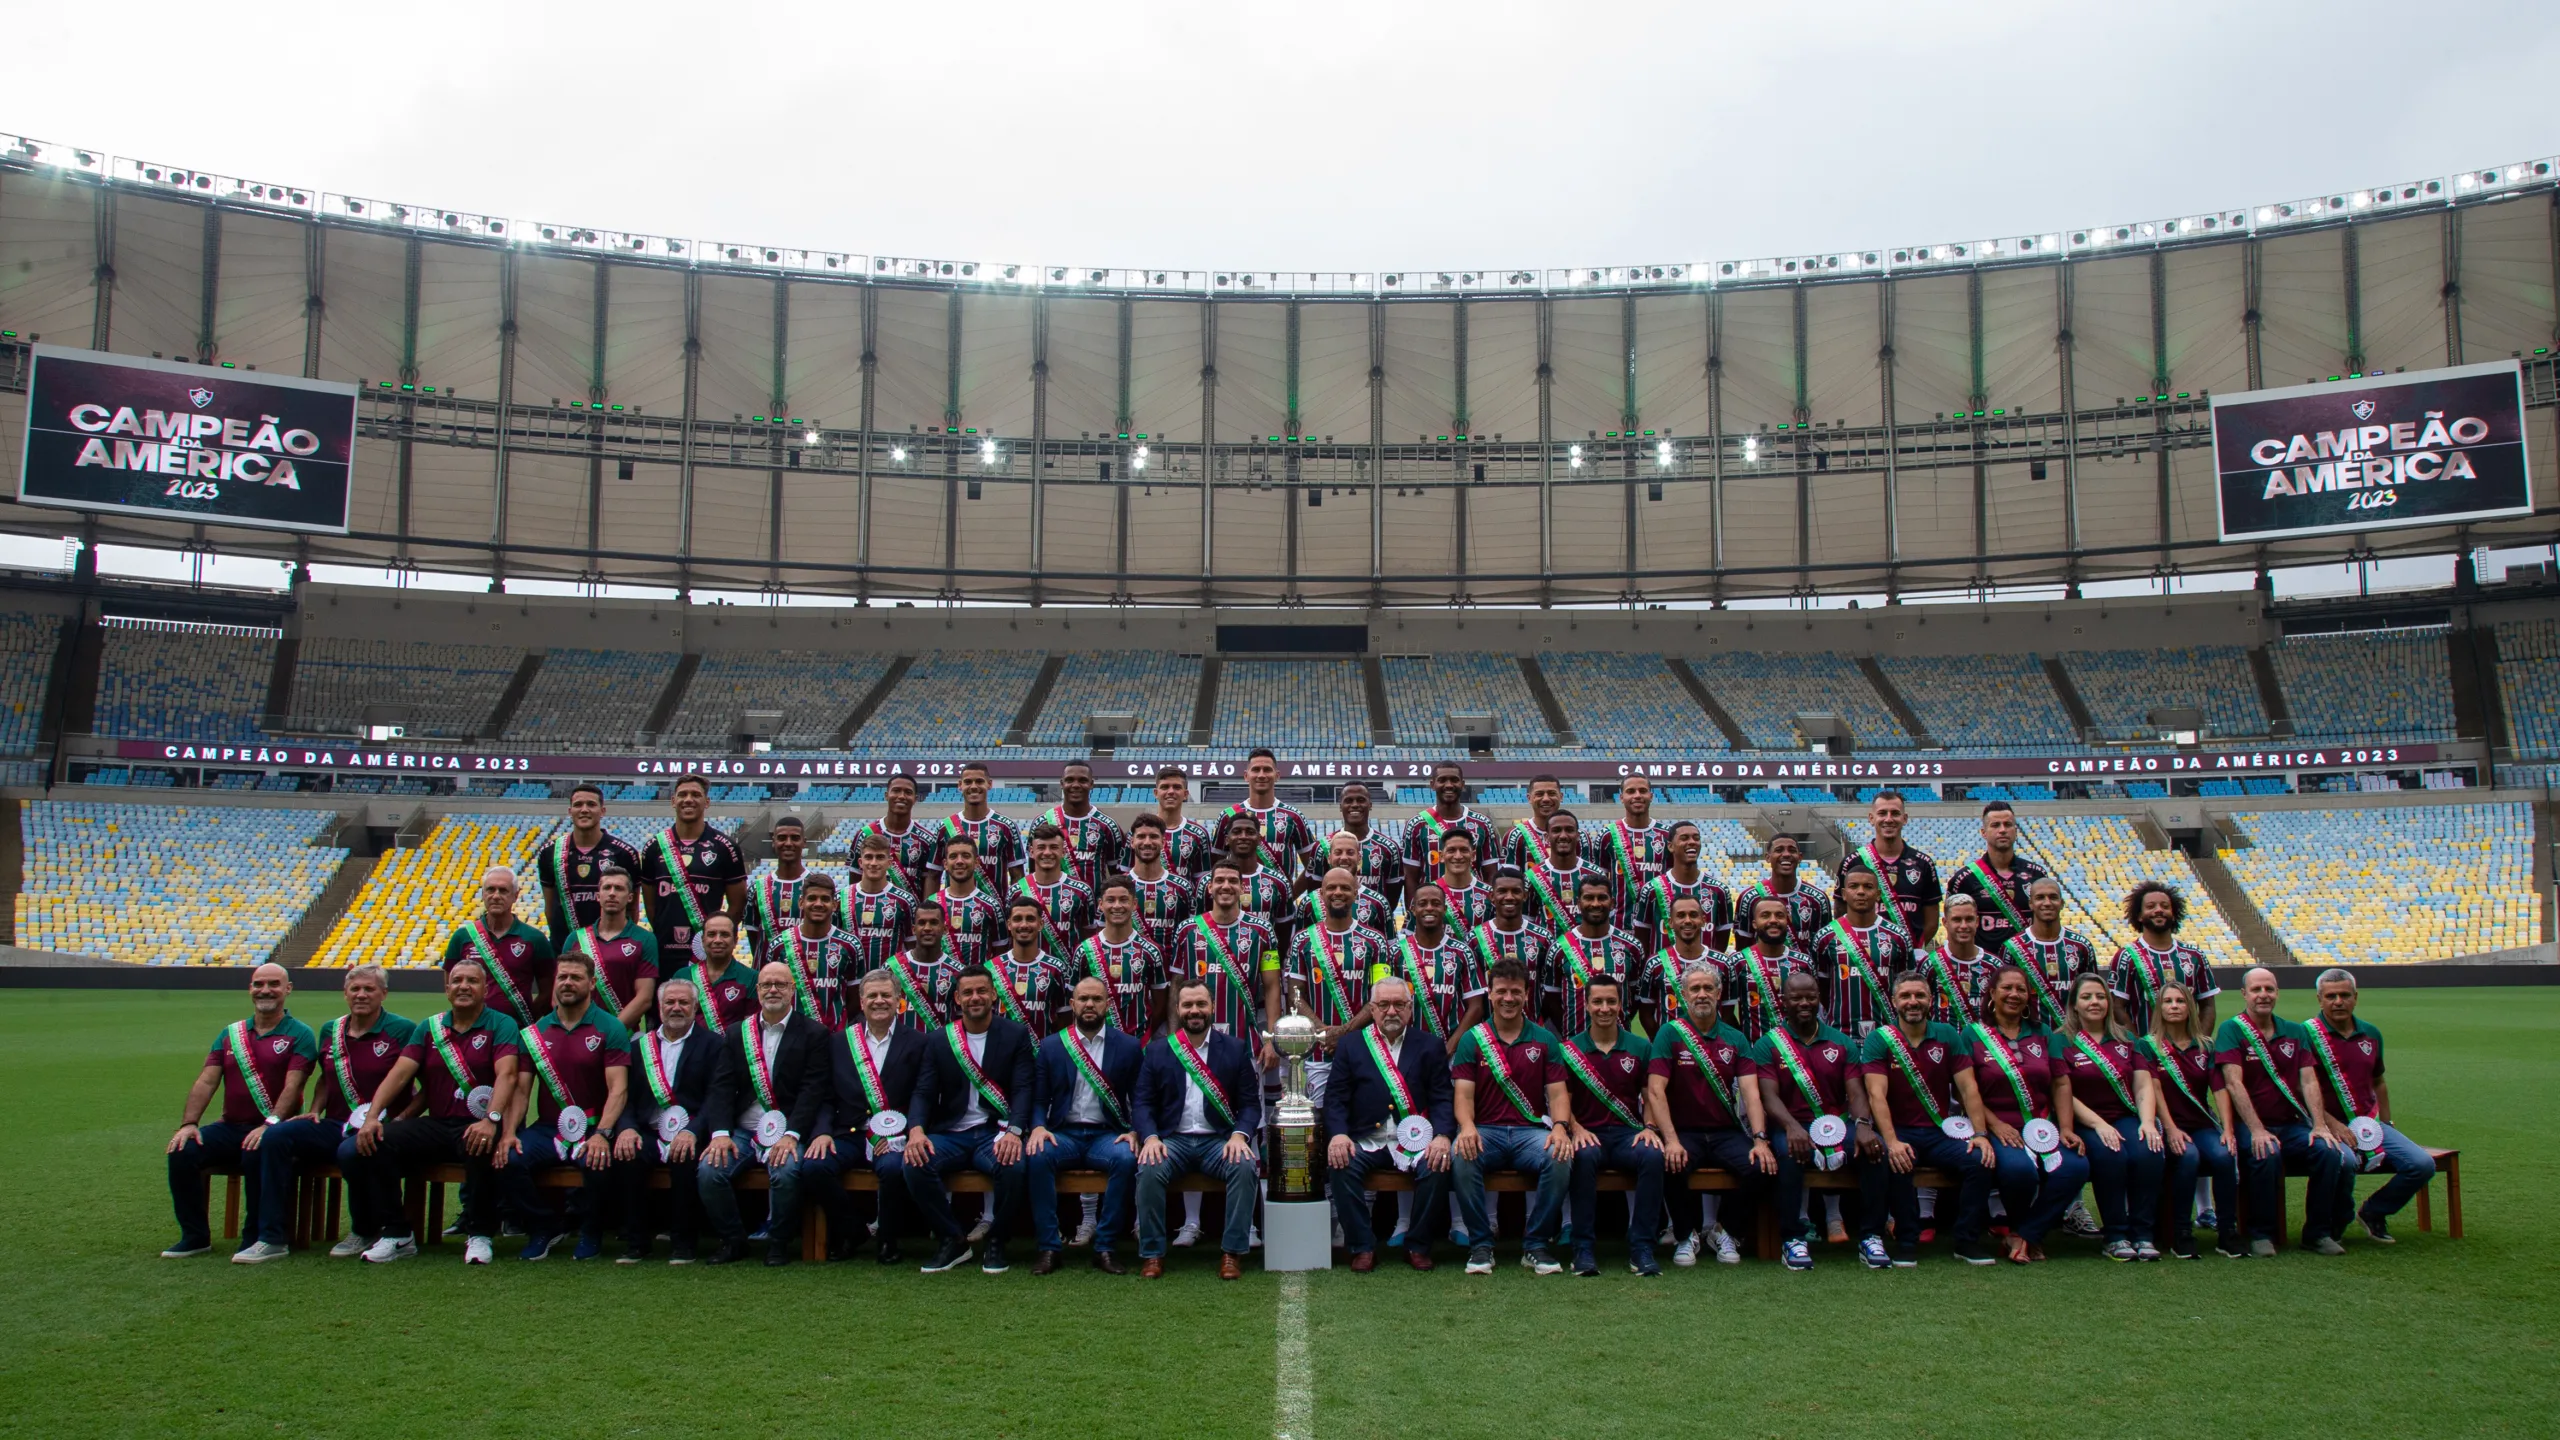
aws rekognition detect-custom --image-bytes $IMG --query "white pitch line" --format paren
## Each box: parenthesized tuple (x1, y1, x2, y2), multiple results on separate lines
(1273, 1269, 1313, 1440)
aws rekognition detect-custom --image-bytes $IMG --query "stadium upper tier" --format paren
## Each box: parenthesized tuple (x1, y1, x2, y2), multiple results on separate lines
(94, 621, 274, 745)
(5, 141, 2557, 605)
(1029, 651, 1201, 747)
(1212, 659, 1370, 748)
(848, 649, 1045, 749)
(1691, 650, 1911, 750)
(660, 649, 893, 749)
(2062, 645, 2269, 741)
(2495, 618, 2560, 759)
(1381, 654, 1553, 748)
(2272, 628, 2458, 743)
(1873, 651, 2078, 752)
(287, 637, 520, 740)
(0, 608, 58, 755)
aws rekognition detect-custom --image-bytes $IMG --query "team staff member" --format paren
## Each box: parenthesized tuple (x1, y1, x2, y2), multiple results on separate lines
(2056, 973, 2165, 1262)
(806, 971, 929, 1265)
(1732, 895, 1816, 1040)
(1965, 964, 2090, 1265)
(1325, 977, 1457, 1272)
(1450, 959, 1575, 1277)
(698, 962, 830, 1267)
(1812, 866, 1916, 1036)
(1223, 748, 1322, 887)
(904, 966, 1037, 1275)
(615, 974, 721, 1265)
(852, 772, 937, 893)
(673, 915, 760, 1034)
(2304, 968, 2434, 1245)
(536, 782, 643, 946)
(1333, 781, 1402, 913)
(1753, 970, 1885, 1270)
(1379, 883, 1484, 1052)
(1559, 974, 1666, 1276)
(1919, 893, 1998, 1026)
(1046, 760, 1128, 890)
(1858, 970, 1997, 1266)
(1025, 976, 1145, 1274)
(1123, 815, 1199, 960)
(1735, 834, 1831, 952)
(933, 762, 1025, 889)
(1132, 978, 1264, 1280)
(1600, 775, 1669, 925)
(768, 871, 858, 1030)
(1271, 866, 1389, 1101)
(495, 952, 635, 1262)
(1948, 800, 2046, 959)
(1647, 966, 1775, 1268)
(2215, 967, 2349, 1256)
(566, 867, 657, 1032)
(742, 815, 825, 953)
(1072, 876, 1166, 1037)
(638, 775, 748, 958)
(2144, 980, 2239, 1260)
(344, 958, 523, 1266)
(2108, 880, 2218, 1034)
(2004, 877, 2096, 1028)
(1837, 790, 1940, 943)
(264, 964, 416, 1261)
(886, 900, 963, 1029)
(1632, 820, 1731, 956)
(442, 866, 554, 1026)
(931, 833, 1009, 971)
(1551, 873, 1641, 1038)
(1402, 760, 1499, 898)
(164, 963, 316, 1262)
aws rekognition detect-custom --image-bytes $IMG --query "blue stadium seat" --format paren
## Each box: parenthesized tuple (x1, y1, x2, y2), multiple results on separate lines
(853, 650, 1047, 749)
(1382, 654, 1553, 747)
(1030, 653, 1202, 746)
(2272, 629, 2455, 743)
(2062, 645, 2267, 741)
(288, 638, 522, 740)
(660, 650, 895, 749)
(94, 620, 275, 743)
(1211, 660, 1370, 748)
(1537, 653, 1714, 750)
(1688, 652, 1912, 751)
(1874, 651, 2076, 751)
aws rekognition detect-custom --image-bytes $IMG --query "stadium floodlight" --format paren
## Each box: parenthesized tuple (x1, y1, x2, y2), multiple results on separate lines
(1131, 444, 1149, 473)
(1743, 435, 1760, 463)
(979, 439, 999, 466)
(890, 445, 908, 463)
(1655, 440, 1674, 468)
(1568, 443, 1584, 470)
(804, 430, 820, 445)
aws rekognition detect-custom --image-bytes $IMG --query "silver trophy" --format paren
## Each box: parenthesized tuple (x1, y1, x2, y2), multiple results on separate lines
(1269, 1013, 1319, 1200)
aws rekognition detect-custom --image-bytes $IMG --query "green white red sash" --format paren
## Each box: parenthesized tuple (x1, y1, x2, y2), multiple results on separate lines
(524, 1022, 576, 1108)
(943, 1025, 1010, 1121)
(1922, 947, 1975, 1021)
(1394, 937, 1447, 1036)
(322, 1017, 366, 1113)
(428, 1014, 482, 1101)
(888, 952, 938, 1022)
(742, 1015, 780, 1112)
(1190, 917, 1257, 1023)
(462, 921, 534, 1020)
(1970, 1022, 2040, 1121)
(2302, 1019, 2370, 1120)
(847, 1024, 891, 1113)
(1609, 821, 1653, 891)
(780, 928, 825, 1022)
(1855, 843, 1912, 937)
(1962, 857, 2031, 937)
(757, 870, 806, 936)
(1742, 948, 1793, 1026)
(1169, 1028, 1233, 1128)
(1060, 1025, 1126, 1128)
(1558, 926, 1608, 990)
(2064, 1031, 2138, 1113)
(1468, 1023, 1544, 1124)
(639, 1030, 676, 1108)
(1360, 1027, 1416, 1120)
(569, 928, 624, 1014)
(1306, 923, 1357, 1025)
(1998, 937, 2071, 1029)
(2117, 941, 2168, 1011)
(1559, 1038, 1641, 1126)
(1015, 874, 1076, 953)
(654, 828, 709, 935)
(1828, 918, 1893, 1018)
(1874, 1023, 1947, 1127)
(224, 1020, 282, 1121)
(990, 957, 1036, 1026)
(1651, 947, 1709, 1018)
(1664, 1017, 1739, 1117)
(1524, 861, 1575, 930)
(2237, 1017, 2310, 1119)
(2142, 1036, 2210, 1118)
(1763, 1023, 1832, 1119)
(677, 964, 730, 1035)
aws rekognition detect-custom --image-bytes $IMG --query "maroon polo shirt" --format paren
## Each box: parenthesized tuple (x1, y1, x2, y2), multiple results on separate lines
(1752, 1021, 1860, 1124)
(1560, 1030, 1651, 1129)
(205, 1016, 316, 1127)
(402, 1010, 522, 1120)
(1453, 1022, 1565, 1128)
(1967, 1024, 2058, 1127)
(1647, 1018, 1757, 1130)
(524, 1007, 634, 1117)
(2057, 1032, 2147, 1123)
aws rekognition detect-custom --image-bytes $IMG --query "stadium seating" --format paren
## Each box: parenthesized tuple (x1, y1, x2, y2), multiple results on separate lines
(1029, 652, 1202, 746)
(16, 802, 345, 965)
(1210, 660, 1370, 748)
(2494, 619, 2560, 758)
(501, 650, 677, 752)
(1852, 813, 2246, 963)
(0, 610, 60, 756)
(93, 621, 275, 742)
(2062, 645, 2267, 741)
(312, 814, 551, 970)
(286, 638, 523, 740)
(1874, 651, 2077, 752)
(1689, 651, 1912, 751)
(2223, 803, 2537, 966)
(1381, 654, 1554, 747)
(1538, 652, 1712, 750)
(2270, 629, 2456, 742)
(851, 650, 1047, 749)
(658, 650, 894, 749)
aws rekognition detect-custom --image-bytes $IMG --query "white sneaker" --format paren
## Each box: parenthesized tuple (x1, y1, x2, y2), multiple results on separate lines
(1671, 1234, 1700, 1268)
(1710, 1226, 1743, 1266)
(361, 1235, 418, 1264)
(1171, 1220, 1202, 1248)
(1250, 1226, 1263, 1249)
(1072, 1195, 1098, 1248)
(1330, 1221, 1344, 1248)
(464, 1237, 495, 1266)
(2064, 1199, 2102, 1237)
(1658, 1224, 1678, 1246)
(329, 1233, 372, 1259)
(966, 1217, 992, 1243)
(1071, 1216, 1097, 1247)
(231, 1241, 290, 1265)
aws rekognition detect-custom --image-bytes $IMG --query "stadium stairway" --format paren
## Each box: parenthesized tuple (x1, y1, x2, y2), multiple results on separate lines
(1359, 656, 1393, 747)
(1187, 658, 1223, 746)
(2040, 656, 2096, 741)
(640, 654, 701, 742)
(1003, 656, 1067, 746)
(260, 637, 299, 733)
(2247, 646, 2295, 738)
(1517, 656, 1578, 746)
(481, 653, 544, 741)
(2189, 826, 2295, 966)
(0, 796, 17, 943)
(829, 655, 913, 746)
(1663, 658, 1748, 748)
(270, 851, 377, 969)
(1855, 657, 1936, 748)
(2451, 625, 2507, 750)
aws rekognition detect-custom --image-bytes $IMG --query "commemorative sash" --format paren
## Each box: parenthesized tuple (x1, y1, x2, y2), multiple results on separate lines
(757, 869, 807, 937)
(1060, 1025, 1127, 1128)
(1828, 918, 1893, 1019)
(888, 952, 938, 1021)
(2237, 1017, 2311, 1119)
(224, 1020, 282, 1122)
(2117, 941, 2168, 1012)
(462, 921, 534, 1021)
(1962, 856, 2031, 937)
(1190, 916, 1257, 1022)
(1559, 1038, 1641, 1127)
(1558, 925, 1606, 989)
(1468, 1023, 1544, 1124)
(322, 1017, 366, 1113)
(1874, 1022, 1948, 1128)
(1361, 1027, 1416, 1120)
(654, 828, 710, 936)
(1170, 1028, 1233, 1128)
(549, 830, 583, 928)
(428, 1015, 482, 1102)
(2302, 1019, 2370, 1120)
(1650, 946, 1708, 1016)
(639, 1031, 676, 1108)
(2142, 1037, 2210, 1118)
(1509, 819, 1544, 867)
(1922, 947, 1973, 1020)
(1305, 924, 1358, 1026)
(990, 959, 1034, 1026)
(1395, 936, 1447, 1036)
(524, 1023, 575, 1109)
(1413, 808, 1457, 868)
(2064, 1031, 2138, 1113)
(1970, 1022, 2041, 1121)
(1664, 1016, 1739, 1117)
(780, 928, 827, 1024)
(1743, 947, 1793, 1026)
(1763, 1023, 1832, 1119)
(1998, 937, 2071, 1029)
(1609, 821, 1654, 889)
(742, 1015, 780, 1113)
(1015, 875, 1076, 953)
(676, 964, 730, 1035)
(943, 1025, 1011, 1121)
(1524, 861, 1574, 930)
(847, 1024, 891, 1112)
(568, 928, 625, 1015)
(1855, 842, 1913, 937)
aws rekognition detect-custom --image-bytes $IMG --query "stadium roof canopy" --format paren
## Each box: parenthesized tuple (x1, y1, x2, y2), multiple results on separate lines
(1, 137, 2554, 606)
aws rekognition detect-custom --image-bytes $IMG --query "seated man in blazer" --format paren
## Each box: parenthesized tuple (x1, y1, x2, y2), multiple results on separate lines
(697, 962, 830, 1267)
(1026, 976, 1146, 1274)
(902, 964, 1038, 1275)
(1323, 976, 1457, 1272)
(611, 971, 724, 1264)
(806, 969, 929, 1264)
(1134, 977, 1266, 1279)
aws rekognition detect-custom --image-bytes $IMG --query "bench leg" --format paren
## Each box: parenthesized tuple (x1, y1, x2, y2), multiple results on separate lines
(221, 1174, 240, 1241)
(2445, 1154, 2462, 1240)
(325, 1177, 344, 1243)
(1755, 1199, 1779, 1262)
(805, 1204, 824, 1264)
(2416, 1178, 2431, 1234)
(426, 1181, 445, 1247)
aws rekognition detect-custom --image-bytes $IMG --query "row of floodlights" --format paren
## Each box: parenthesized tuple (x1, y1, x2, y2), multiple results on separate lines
(6, 137, 2555, 294)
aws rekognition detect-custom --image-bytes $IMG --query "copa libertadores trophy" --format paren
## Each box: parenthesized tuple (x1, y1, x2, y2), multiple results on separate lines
(1263, 1013, 1331, 1270)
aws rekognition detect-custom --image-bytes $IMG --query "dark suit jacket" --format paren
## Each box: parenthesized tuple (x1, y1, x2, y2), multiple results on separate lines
(628, 1022, 724, 1144)
(1134, 1027, 1265, 1141)
(1027, 1024, 1145, 1131)
(814, 1022, 928, 1138)
(702, 1012, 830, 1142)
(906, 1017, 1038, 1133)
(1320, 1024, 1457, 1140)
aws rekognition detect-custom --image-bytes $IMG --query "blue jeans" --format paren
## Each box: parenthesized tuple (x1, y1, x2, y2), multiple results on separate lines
(1978, 1140, 2092, 1244)
(2241, 1121, 2347, 1243)
(2077, 1116, 2165, 1245)
(700, 1140, 806, 1245)
(1027, 1128, 1135, 1253)
(902, 1126, 1026, 1245)
(1771, 1145, 1886, 1243)
(1885, 1125, 1997, 1249)
(2164, 1126, 2240, 1245)
(2339, 1119, 2437, 1223)
(1331, 1144, 1452, 1254)
(1136, 1132, 1257, 1258)
(1568, 1125, 1666, 1255)
(803, 1136, 910, 1246)
(168, 1121, 259, 1251)
(250, 1118, 346, 1246)
(1453, 1126, 1568, 1251)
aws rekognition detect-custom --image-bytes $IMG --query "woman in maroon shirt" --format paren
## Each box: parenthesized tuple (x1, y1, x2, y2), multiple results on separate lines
(2057, 973, 2165, 1261)
(2145, 981, 2240, 1259)
(1966, 964, 2089, 1264)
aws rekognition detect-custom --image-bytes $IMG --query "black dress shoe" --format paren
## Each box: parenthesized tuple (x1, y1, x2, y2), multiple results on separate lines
(1092, 1249, 1126, 1275)
(704, 1240, 750, 1266)
(826, 1235, 857, 1263)
(877, 1238, 902, 1266)
(765, 1243, 795, 1267)
(1031, 1250, 1061, 1275)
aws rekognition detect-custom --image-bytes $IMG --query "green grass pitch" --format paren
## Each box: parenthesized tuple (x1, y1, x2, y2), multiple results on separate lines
(0, 986, 2554, 1439)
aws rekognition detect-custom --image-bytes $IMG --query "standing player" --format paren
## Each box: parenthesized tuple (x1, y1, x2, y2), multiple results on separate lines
(1333, 781, 1402, 914)
(1123, 814, 1199, 960)
(1292, 830, 1394, 937)
(1522, 811, 1607, 936)
(1946, 799, 2045, 960)
(1636, 894, 1723, 1036)
(1152, 767, 1218, 880)
(1550, 874, 1642, 1039)
(934, 762, 1025, 889)
(1599, 776, 1670, 925)
(1044, 760, 1127, 891)
(1810, 866, 1916, 1037)
(930, 834, 1007, 972)
(1731, 895, 1817, 1041)
(2002, 876, 2095, 1030)
(1174, 861, 1280, 1053)
(1733, 834, 1831, 952)
(842, 833, 917, 979)
(767, 872, 858, 1031)
(671, 915, 759, 1036)
(1837, 790, 1940, 944)
(852, 772, 937, 893)
(1071, 876, 1166, 1037)
(741, 815, 823, 955)
(992, 897, 1075, 1041)
(638, 775, 748, 960)
(1013, 823, 1098, 961)
(1919, 893, 1999, 1027)
(443, 867, 554, 1027)
(1402, 761, 1499, 899)
(163, 964, 315, 1262)
(1425, 829, 1495, 934)
(1272, 866, 1390, 1101)
(2108, 880, 2219, 1034)
(1499, 775, 1568, 875)
(1217, 812, 1295, 950)
(1470, 872, 1557, 1008)
(1632, 820, 1732, 955)
(887, 901, 964, 1031)
(564, 867, 658, 1032)
(1380, 883, 1484, 1053)
(1222, 748, 1322, 888)
(534, 783, 643, 948)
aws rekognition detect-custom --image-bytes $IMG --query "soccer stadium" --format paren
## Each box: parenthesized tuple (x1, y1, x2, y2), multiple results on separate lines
(3, 14, 2558, 1436)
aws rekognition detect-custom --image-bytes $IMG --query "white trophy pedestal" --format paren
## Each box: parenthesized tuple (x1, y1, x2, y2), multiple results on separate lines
(1262, 1200, 1332, 1271)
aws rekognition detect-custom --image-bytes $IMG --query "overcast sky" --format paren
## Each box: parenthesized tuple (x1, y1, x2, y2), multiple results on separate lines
(13, 0, 2559, 274)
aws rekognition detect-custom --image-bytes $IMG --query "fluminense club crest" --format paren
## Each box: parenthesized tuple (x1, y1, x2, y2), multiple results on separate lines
(2351, 398, 2377, 421)
(187, 386, 214, 408)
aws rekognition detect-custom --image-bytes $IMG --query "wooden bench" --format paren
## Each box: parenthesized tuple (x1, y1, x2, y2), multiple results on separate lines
(2228, 1145, 2461, 1250)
